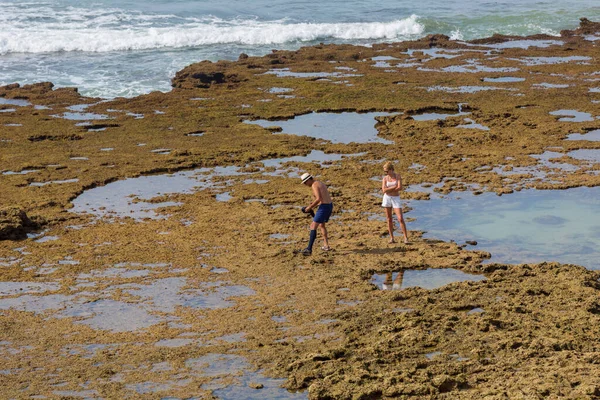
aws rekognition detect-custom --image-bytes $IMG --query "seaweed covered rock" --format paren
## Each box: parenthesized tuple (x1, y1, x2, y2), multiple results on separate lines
(171, 60, 247, 89)
(0, 207, 36, 240)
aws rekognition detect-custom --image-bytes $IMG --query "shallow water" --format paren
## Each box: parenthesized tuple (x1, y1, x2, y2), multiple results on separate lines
(567, 149, 600, 163)
(71, 151, 360, 219)
(245, 111, 396, 144)
(188, 353, 307, 399)
(516, 56, 592, 66)
(411, 109, 469, 121)
(456, 118, 490, 130)
(407, 187, 600, 269)
(550, 109, 595, 122)
(565, 129, 600, 141)
(371, 268, 485, 290)
(482, 77, 525, 83)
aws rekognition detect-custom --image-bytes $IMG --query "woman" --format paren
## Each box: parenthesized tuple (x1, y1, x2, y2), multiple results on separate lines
(381, 161, 409, 244)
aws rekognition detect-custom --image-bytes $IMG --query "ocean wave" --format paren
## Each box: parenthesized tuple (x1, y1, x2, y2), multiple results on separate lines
(0, 14, 423, 54)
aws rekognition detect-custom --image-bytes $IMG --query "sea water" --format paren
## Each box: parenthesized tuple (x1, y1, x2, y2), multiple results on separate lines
(1, 0, 599, 98)
(407, 187, 600, 269)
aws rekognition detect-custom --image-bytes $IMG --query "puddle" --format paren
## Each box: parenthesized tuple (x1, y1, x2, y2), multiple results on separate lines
(392, 307, 414, 313)
(513, 56, 591, 66)
(151, 148, 171, 155)
(188, 353, 306, 399)
(425, 351, 442, 360)
(61, 299, 163, 332)
(70, 168, 236, 220)
(60, 278, 255, 332)
(0, 98, 31, 107)
(421, 61, 518, 74)
(67, 104, 93, 112)
(29, 178, 79, 187)
(0, 294, 72, 313)
(426, 85, 512, 93)
(566, 129, 600, 141)
(0, 282, 60, 296)
(567, 149, 600, 163)
(263, 68, 360, 79)
(126, 112, 144, 119)
(245, 111, 396, 144)
(550, 109, 594, 122)
(216, 192, 232, 202)
(410, 109, 469, 121)
(481, 39, 562, 49)
(456, 118, 490, 130)
(155, 338, 196, 347)
(533, 83, 570, 89)
(482, 77, 525, 83)
(34, 235, 59, 243)
(467, 307, 485, 315)
(372, 269, 485, 291)
(2, 169, 39, 175)
(70, 150, 361, 220)
(407, 187, 600, 268)
(406, 48, 466, 59)
(490, 151, 579, 177)
(52, 112, 110, 120)
(78, 267, 151, 279)
(261, 150, 361, 176)
(269, 234, 290, 240)
(267, 87, 293, 93)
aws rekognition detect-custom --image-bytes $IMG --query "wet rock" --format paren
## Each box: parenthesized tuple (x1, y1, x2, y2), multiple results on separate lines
(248, 382, 264, 389)
(0, 207, 36, 240)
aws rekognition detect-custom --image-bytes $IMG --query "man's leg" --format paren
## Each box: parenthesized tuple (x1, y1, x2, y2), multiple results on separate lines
(306, 221, 320, 253)
(319, 223, 329, 249)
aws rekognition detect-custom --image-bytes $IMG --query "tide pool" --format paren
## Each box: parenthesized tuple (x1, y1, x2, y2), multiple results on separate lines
(407, 186, 600, 269)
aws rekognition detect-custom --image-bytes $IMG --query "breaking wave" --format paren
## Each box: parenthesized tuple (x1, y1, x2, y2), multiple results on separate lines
(0, 4, 424, 54)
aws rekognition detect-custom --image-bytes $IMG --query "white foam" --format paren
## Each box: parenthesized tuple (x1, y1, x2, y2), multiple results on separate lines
(0, 6, 424, 54)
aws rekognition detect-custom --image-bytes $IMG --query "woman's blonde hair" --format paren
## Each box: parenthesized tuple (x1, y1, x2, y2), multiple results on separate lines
(383, 161, 394, 171)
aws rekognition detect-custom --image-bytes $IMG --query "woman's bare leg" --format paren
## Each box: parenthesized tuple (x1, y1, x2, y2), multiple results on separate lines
(385, 207, 395, 243)
(394, 207, 409, 243)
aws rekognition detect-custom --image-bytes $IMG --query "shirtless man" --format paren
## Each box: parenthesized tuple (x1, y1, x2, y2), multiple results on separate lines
(299, 173, 333, 256)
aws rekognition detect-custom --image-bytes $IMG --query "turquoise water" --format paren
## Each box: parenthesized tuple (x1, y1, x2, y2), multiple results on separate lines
(407, 187, 600, 269)
(1, 0, 599, 97)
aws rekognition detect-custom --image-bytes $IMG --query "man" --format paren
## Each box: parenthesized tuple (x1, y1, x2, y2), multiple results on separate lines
(299, 172, 333, 256)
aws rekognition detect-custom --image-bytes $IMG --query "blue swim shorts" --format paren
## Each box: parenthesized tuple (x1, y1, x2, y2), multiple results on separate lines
(314, 203, 333, 223)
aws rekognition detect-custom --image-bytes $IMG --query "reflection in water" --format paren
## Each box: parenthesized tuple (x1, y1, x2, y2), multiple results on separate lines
(372, 268, 485, 290)
(407, 187, 600, 269)
(382, 271, 404, 290)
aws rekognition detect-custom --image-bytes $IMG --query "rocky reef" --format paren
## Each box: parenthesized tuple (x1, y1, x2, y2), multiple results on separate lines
(1, 18, 600, 399)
